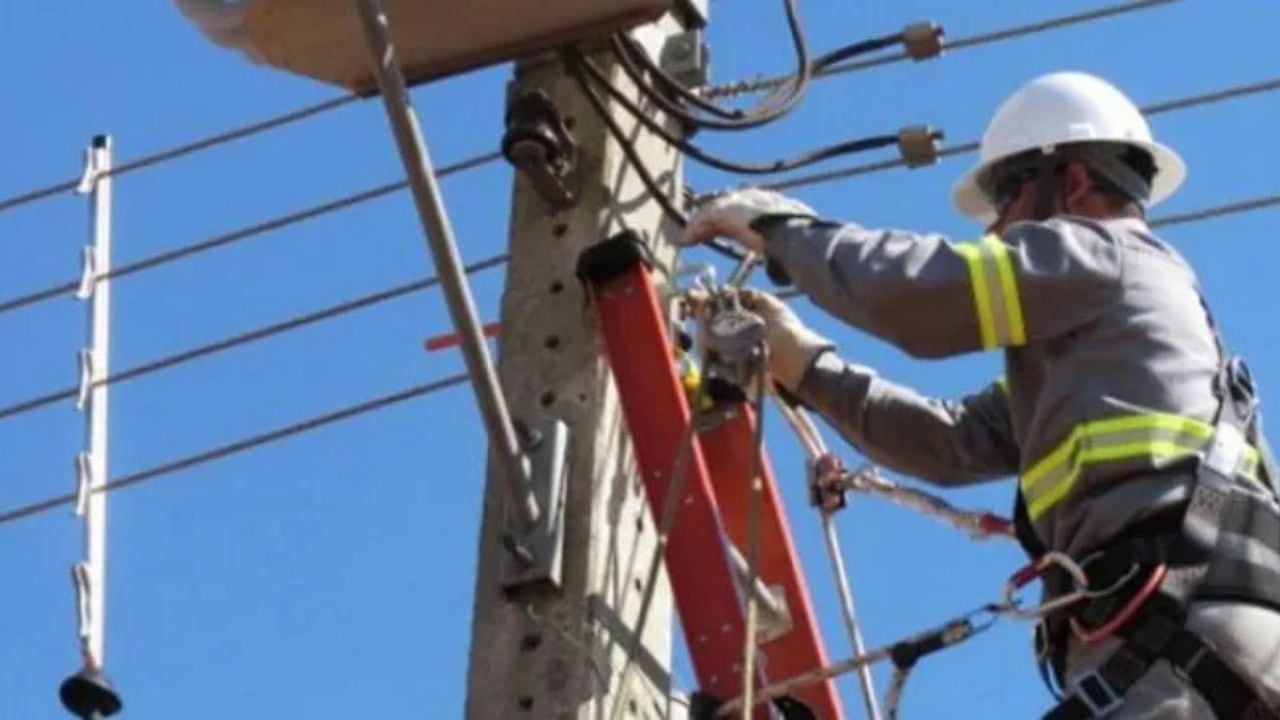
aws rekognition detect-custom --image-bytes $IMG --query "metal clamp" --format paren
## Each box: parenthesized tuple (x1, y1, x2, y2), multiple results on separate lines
(499, 417, 569, 592)
(897, 126, 942, 168)
(902, 22, 945, 61)
(71, 562, 93, 645)
(76, 350, 96, 411)
(76, 246, 97, 301)
(808, 453, 847, 512)
(75, 146, 104, 196)
(75, 452, 93, 517)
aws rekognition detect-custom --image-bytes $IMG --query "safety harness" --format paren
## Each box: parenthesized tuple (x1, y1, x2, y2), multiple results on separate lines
(1016, 351, 1280, 719)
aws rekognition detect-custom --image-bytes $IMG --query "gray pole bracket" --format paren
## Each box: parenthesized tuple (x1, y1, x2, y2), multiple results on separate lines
(500, 417, 569, 592)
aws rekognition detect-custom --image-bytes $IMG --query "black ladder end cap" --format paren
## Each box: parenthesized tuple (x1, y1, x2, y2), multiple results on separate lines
(575, 230, 650, 287)
(60, 668, 123, 718)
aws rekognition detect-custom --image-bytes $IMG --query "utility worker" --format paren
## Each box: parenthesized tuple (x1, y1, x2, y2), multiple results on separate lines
(682, 72, 1280, 718)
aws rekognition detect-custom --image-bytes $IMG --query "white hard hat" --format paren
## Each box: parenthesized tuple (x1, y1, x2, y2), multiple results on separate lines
(952, 71, 1186, 224)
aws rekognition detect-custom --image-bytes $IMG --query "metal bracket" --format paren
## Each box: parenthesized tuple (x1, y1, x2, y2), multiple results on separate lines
(726, 544, 793, 644)
(75, 452, 94, 517)
(501, 90, 579, 210)
(75, 144, 104, 196)
(76, 350, 95, 411)
(500, 417, 569, 592)
(72, 562, 93, 645)
(661, 30, 710, 89)
(76, 246, 97, 301)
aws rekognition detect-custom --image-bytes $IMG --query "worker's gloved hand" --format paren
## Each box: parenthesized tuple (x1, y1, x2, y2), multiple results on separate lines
(738, 289, 834, 392)
(681, 188, 818, 254)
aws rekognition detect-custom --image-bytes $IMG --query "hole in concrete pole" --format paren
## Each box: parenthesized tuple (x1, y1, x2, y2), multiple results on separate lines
(540, 391, 556, 408)
(544, 335, 561, 350)
(518, 696, 535, 711)
(549, 280, 565, 295)
(520, 633, 543, 652)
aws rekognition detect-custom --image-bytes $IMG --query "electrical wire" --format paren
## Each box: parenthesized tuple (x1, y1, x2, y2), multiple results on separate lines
(0, 152, 502, 318)
(564, 50, 743, 262)
(0, 96, 359, 216)
(0, 372, 469, 527)
(700, 0, 1183, 100)
(753, 75, 1280, 195)
(608, 0, 813, 132)
(571, 49, 906, 178)
(0, 254, 509, 423)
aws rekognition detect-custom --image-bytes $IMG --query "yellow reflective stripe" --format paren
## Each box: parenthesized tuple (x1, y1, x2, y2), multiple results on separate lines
(1022, 413, 1214, 494)
(1027, 441, 1201, 519)
(1020, 411, 1263, 521)
(984, 235, 1027, 346)
(956, 242, 997, 349)
(995, 376, 1009, 395)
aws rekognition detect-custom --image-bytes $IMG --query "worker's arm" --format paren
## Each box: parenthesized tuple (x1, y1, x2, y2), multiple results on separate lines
(734, 289, 1019, 485)
(798, 355, 1020, 486)
(761, 216, 1123, 358)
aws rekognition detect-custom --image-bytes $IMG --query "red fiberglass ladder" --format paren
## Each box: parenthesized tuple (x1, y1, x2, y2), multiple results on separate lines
(577, 231, 843, 719)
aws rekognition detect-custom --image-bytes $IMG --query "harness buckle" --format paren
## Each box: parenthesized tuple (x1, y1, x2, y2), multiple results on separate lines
(1071, 668, 1125, 717)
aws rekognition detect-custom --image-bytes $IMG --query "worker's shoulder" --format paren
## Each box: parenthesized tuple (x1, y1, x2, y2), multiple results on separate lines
(1002, 215, 1191, 272)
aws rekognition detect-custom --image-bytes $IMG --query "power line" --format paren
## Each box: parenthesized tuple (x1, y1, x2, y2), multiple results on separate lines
(0, 372, 469, 527)
(0, 152, 502, 317)
(756, 75, 1280, 195)
(700, 0, 1182, 100)
(1151, 192, 1280, 229)
(0, 254, 509, 423)
(0, 96, 359, 216)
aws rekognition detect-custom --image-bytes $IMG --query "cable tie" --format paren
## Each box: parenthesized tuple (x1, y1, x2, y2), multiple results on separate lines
(75, 452, 93, 517)
(902, 22, 945, 60)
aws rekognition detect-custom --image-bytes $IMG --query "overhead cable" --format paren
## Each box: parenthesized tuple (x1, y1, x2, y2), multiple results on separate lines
(0, 373, 469, 527)
(756, 75, 1280, 194)
(608, 0, 814, 132)
(571, 48, 910, 178)
(700, 0, 1182, 100)
(0, 152, 502, 318)
(0, 254, 508, 423)
(0, 96, 359, 216)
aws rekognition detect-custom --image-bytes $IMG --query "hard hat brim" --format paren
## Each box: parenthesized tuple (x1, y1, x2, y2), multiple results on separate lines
(950, 139, 1186, 225)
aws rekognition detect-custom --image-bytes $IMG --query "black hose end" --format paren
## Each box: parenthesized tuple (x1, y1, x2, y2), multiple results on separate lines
(60, 667, 122, 718)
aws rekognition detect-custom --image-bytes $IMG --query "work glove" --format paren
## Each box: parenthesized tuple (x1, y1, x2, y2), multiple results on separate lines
(687, 288, 834, 393)
(681, 188, 818, 254)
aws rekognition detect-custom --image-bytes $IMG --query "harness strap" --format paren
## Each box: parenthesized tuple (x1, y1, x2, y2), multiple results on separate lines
(1044, 595, 1279, 719)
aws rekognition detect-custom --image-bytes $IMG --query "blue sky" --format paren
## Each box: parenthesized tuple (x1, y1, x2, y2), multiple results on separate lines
(1, 2, 1277, 718)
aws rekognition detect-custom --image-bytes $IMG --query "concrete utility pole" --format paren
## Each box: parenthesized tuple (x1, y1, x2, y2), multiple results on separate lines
(465, 10, 704, 720)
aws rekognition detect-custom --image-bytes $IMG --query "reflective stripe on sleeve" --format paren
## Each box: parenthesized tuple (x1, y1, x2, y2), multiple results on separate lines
(956, 235, 1027, 349)
(1019, 413, 1264, 521)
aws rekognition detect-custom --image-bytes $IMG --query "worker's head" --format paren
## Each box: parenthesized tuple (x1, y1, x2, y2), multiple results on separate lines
(951, 72, 1186, 233)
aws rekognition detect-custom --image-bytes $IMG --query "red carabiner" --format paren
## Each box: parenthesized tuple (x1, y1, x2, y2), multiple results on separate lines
(1071, 563, 1168, 644)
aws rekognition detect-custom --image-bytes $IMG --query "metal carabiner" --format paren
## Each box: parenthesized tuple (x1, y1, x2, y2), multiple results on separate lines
(1000, 551, 1090, 620)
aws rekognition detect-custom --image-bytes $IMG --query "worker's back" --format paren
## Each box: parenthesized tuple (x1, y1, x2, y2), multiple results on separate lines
(1004, 215, 1261, 557)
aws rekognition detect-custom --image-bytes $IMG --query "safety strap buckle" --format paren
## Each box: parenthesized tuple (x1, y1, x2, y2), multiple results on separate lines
(1070, 668, 1125, 717)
